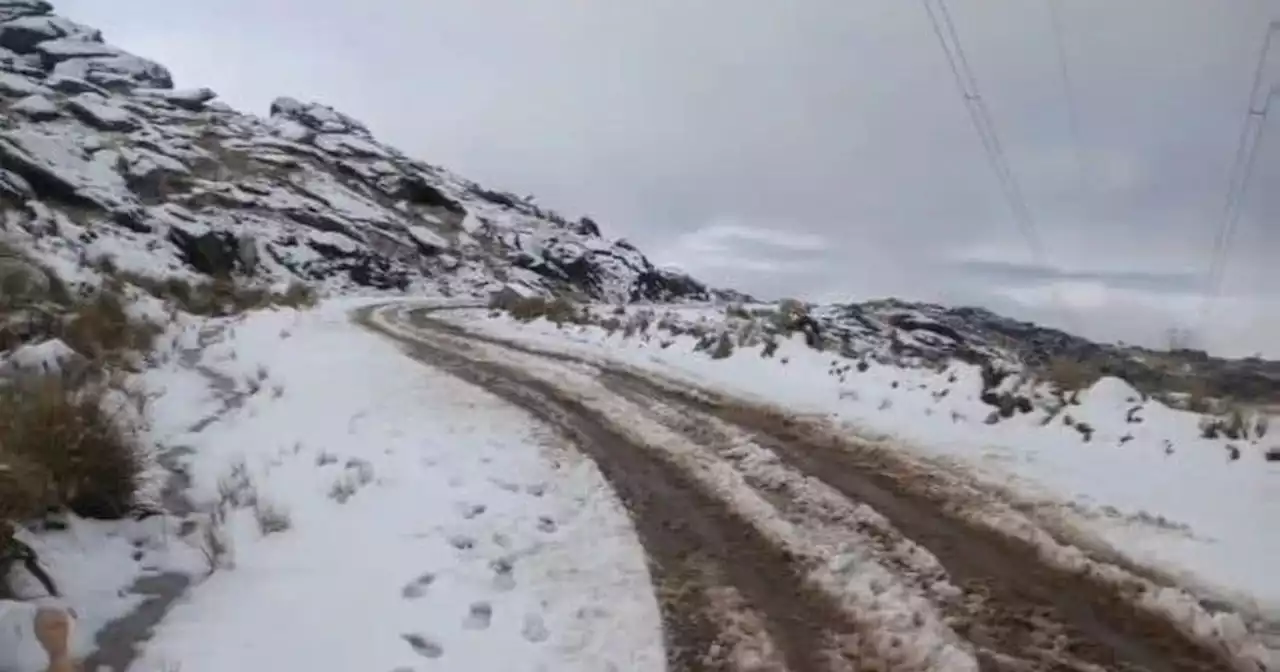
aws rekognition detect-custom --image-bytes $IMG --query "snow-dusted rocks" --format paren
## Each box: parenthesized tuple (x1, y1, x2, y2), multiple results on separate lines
(0, 3, 716, 303)
(269, 96, 372, 138)
(0, 0, 52, 23)
(65, 93, 135, 130)
(0, 337, 86, 379)
(0, 13, 98, 54)
(9, 92, 56, 119)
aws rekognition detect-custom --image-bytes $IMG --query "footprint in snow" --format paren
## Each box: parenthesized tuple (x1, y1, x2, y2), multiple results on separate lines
(525, 483, 547, 497)
(491, 557, 517, 591)
(521, 613, 549, 643)
(536, 516, 557, 533)
(448, 534, 476, 551)
(401, 572, 435, 599)
(463, 601, 493, 630)
(490, 478, 521, 493)
(456, 502, 487, 519)
(402, 633, 444, 659)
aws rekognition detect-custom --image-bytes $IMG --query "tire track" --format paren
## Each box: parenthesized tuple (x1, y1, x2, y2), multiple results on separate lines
(384, 304, 1261, 672)
(595, 371, 1230, 671)
(358, 306, 863, 671)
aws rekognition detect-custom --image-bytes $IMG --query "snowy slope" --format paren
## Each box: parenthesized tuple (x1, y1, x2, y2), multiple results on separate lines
(0, 0, 711, 304)
(5, 300, 664, 671)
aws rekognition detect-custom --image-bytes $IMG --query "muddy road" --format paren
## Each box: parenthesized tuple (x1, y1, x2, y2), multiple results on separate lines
(359, 304, 1261, 672)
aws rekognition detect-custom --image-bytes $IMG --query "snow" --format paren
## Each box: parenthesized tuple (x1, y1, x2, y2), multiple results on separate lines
(66, 93, 137, 130)
(0, 126, 135, 211)
(442, 307, 1280, 658)
(0, 71, 46, 96)
(406, 224, 451, 251)
(0, 338, 80, 377)
(53, 300, 663, 672)
(10, 93, 56, 118)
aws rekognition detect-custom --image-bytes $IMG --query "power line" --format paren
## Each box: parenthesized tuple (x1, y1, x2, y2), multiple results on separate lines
(921, 0, 1078, 331)
(1196, 21, 1278, 331)
(1045, 0, 1089, 196)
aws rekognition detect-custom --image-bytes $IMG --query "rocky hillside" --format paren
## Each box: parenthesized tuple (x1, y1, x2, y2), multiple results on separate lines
(807, 299, 1280, 405)
(2, 0, 1273, 406)
(0, 0, 712, 304)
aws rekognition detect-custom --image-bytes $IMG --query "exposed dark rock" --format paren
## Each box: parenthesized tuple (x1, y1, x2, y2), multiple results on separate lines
(393, 174, 464, 214)
(269, 96, 371, 137)
(45, 74, 109, 96)
(575, 216, 601, 237)
(630, 268, 708, 303)
(0, 1, 54, 23)
(168, 226, 246, 277)
(347, 255, 409, 291)
(0, 168, 32, 201)
(469, 185, 525, 211)
(0, 13, 97, 54)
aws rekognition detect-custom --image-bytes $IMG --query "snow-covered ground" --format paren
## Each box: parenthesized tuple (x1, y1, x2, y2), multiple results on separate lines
(13, 299, 663, 672)
(442, 307, 1280, 621)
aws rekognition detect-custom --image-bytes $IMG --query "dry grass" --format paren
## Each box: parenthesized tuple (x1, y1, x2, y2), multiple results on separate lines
(499, 296, 583, 325)
(107, 266, 318, 317)
(58, 285, 162, 364)
(253, 499, 292, 535)
(0, 375, 144, 520)
(1044, 356, 1103, 395)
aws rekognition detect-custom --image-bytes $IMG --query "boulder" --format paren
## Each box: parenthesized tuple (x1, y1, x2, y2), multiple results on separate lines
(0, 338, 89, 382)
(0, 0, 53, 22)
(0, 169, 32, 202)
(168, 226, 249, 277)
(630, 268, 708, 303)
(269, 97, 371, 137)
(575, 216, 601, 237)
(52, 53, 173, 91)
(393, 174, 464, 214)
(65, 93, 137, 131)
(0, 71, 46, 97)
(10, 93, 58, 121)
(0, 14, 99, 54)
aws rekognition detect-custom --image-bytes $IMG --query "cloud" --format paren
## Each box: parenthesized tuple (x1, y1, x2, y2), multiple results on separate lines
(656, 218, 828, 285)
(51, 0, 1280, 355)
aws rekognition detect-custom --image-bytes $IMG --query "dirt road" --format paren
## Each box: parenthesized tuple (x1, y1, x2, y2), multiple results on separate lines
(359, 303, 1261, 672)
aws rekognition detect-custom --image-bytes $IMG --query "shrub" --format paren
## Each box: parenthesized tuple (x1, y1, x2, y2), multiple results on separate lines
(710, 333, 735, 360)
(59, 286, 161, 363)
(0, 376, 144, 520)
(114, 269, 318, 316)
(276, 281, 317, 309)
(503, 296, 581, 325)
(253, 500, 292, 535)
(1044, 356, 1102, 395)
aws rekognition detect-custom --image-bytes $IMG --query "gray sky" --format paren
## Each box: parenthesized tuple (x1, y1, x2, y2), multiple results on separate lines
(53, 0, 1280, 356)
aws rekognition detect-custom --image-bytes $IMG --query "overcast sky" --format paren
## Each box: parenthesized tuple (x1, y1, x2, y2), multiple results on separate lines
(53, 0, 1280, 356)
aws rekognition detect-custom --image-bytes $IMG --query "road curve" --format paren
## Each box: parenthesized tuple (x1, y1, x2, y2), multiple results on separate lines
(358, 303, 1263, 672)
